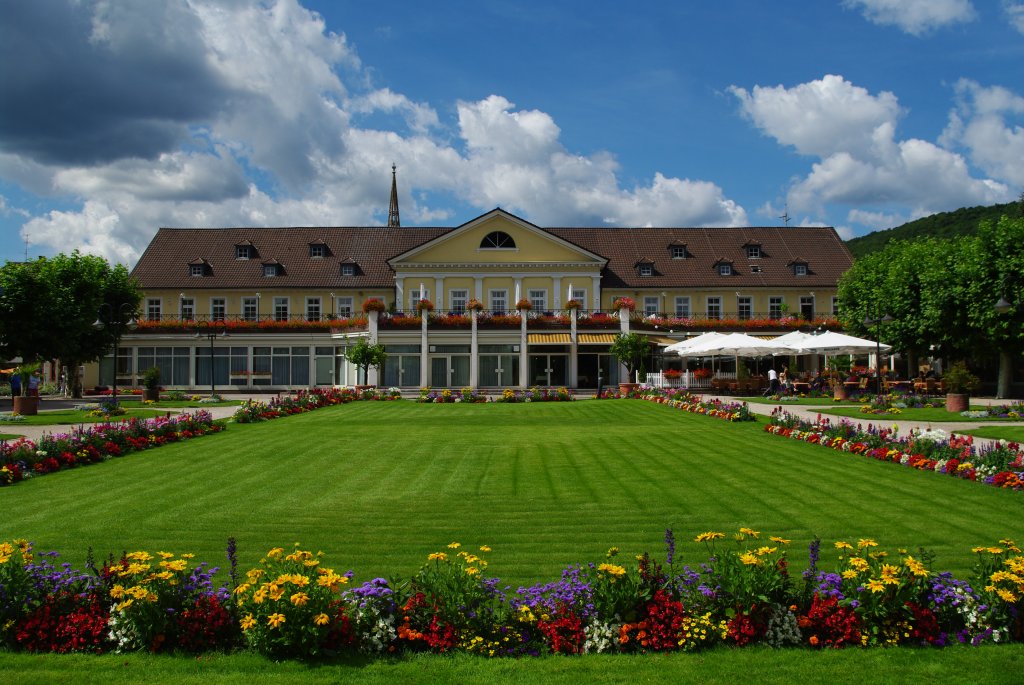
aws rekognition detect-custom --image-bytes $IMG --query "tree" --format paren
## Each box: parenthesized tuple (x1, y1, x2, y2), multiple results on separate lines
(609, 332, 651, 384)
(344, 338, 387, 385)
(0, 252, 142, 398)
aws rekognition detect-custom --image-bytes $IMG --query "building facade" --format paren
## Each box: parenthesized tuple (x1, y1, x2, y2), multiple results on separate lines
(91, 206, 853, 392)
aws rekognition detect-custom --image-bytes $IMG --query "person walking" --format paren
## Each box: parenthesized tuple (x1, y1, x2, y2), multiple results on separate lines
(767, 367, 779, 395)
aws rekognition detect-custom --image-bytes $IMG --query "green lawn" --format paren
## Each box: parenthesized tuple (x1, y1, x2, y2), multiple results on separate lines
(1, 400, 1022, 681)
(740, 395, 860, 406)
(818, 406, 1016, 422)
(0, 407, 169, 426)
(960, 426, 1024, 442)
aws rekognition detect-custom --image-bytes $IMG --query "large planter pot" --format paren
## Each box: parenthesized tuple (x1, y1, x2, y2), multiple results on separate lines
(143, 389, 160, 402)
(618, 382, 639, 396)
(945, 393, 969, 413)
(13, 395, 39, 416)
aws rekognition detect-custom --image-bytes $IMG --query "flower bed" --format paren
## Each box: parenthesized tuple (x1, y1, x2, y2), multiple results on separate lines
(1, 530, 1021, 658)
(417, 387, 488, 403)
(641, 390, 755, 422)
(232, 387, 402, 423)
(0, 411, 223, 487)
(495, 387, 575, 403)
(764, 409, 1024, 492)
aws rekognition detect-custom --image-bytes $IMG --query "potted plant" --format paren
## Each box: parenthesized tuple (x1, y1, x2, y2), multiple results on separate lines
(612, 297, 636, 312)
(609, 332, 650, 393)
(12, 361, 40, 415)
(361, 298, 386, 313)
(142, 366, 162, 402)
(942, 360, 979, 413)
(516, 298, 533, 311)
(466, 298, 484, 312)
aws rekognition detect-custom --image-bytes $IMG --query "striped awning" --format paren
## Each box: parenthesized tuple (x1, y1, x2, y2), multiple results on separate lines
(649, 335, 677, 345)
(527, 333, 571, 344)
(578, 333, 617, 344)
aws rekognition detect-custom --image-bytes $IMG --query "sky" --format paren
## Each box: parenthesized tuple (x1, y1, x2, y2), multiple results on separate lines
(0, 0, 1022, 268)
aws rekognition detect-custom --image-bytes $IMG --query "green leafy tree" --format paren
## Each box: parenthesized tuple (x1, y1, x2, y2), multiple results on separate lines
(609, 332, 651, 383)
(0, 252, 141, 398)
(344, 338, 387, 385)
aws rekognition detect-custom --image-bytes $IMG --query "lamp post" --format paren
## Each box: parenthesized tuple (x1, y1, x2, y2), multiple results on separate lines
(193, 321, 228, 397)
(863, 308, 893, 395)
(993, 276, 1016, 399)
(93, 302, 138, 403)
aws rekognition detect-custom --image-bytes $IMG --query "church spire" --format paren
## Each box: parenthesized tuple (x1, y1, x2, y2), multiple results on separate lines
(387, 163, 401, 228)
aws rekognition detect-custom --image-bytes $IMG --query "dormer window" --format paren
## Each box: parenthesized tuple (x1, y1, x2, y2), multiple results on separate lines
(262, 261, 283, 278)
(480, 231, 516, 249)
(235, 242, 255, 260)
(638, 263, 653, 277)
(671, 246, 687, 259)
(309, 244, 326, 259)
(341, 264, 355, 277)
(794, 263, 808, 276)
(718, 263, 733, 276)
(746, 245, 762, 259)
(190, 264, 205, 277)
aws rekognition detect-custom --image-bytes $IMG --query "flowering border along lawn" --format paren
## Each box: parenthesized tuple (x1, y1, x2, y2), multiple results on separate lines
(640, 389, 755, 422)
(1, 530, 1021, 659)
(765, 408, 1024, 492)
(0, 410, 223, 487)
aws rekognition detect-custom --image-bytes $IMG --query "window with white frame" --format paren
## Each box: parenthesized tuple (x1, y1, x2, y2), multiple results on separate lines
(235, 245, 251, 260)
(643, 296, 660, 316)
(638, 263, 653, 277)
(675, 296, 690, 318)
(189, 264, 204, 277)
(146, 298, 161, 322)
(746, 245, 761, 259)
(180, 298, 194, 321)
(769, 296, 784, 318)
(211, 297, 226, 322)
(794, 263, 808, 276)
(242, 297, 258, 322)
(800, 296, 815, 320)
(409, 288, 430, 311)
(340, 264, 355, 277)
(718, 263, 733, 276)
(528, 289, 547, 311)
(449, 289, 468, 313)
(489, 289, 507, 314)
(737, 296, 752, 320)
(263, 264, 278, 277)
(273, 296, 289, 322)
(706, 296, 722, 320)
(336, 296, 353, 318)
(309, 244, 326, 258)
(671, 246, 687, 259)
(306, 297, 322, 321)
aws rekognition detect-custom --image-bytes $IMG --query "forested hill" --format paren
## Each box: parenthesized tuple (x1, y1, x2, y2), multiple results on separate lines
(845, 200, 1023, 259)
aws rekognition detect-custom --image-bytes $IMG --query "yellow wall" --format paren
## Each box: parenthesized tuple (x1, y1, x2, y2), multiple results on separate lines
(407, 215, 594, 264)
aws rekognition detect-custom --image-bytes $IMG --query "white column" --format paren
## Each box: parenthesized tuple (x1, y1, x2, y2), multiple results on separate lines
(368, 310, 380, 386)
(474, 276, 483, 302)
(434, 277, 444, 311)
(470, 310, 479, 388)
(395, 281, 404, 312)
(592, 276, 602, 311)
(569, 308, 578, 388)
(421, 313, 429, 387)
(519, 312, 528, 388)
(553, 276, 562, 310)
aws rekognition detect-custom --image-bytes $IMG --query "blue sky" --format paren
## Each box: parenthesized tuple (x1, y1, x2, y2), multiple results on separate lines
(0, 0, 1022, 267)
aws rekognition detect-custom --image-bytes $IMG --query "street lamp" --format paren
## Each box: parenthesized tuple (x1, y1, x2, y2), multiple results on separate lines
(863, 309, 893, 395)
(193, 321, 229, 397)
(93, 302, 138, 402)
(993, 276, 1016, 398)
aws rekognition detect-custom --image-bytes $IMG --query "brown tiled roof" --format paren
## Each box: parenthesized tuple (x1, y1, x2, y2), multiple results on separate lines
(132, 226, 451, 289)
(545, 226, 852, 289)
(131, 219, 852, 290)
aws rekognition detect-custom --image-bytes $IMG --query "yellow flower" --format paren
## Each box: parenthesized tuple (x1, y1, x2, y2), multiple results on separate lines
(428, 552, 448, 562)
(996, 588, 1018, 603)
(904, 557, 929, 578)
(866, 579, 885, 593)
(988, 547, 1005, 555)
(479, 545, 492, 552)
(834, 541, 854, 550)
(110, 584, 126, 599)
(847, 557, 869, 572)
(769, 536, 791, 545)
(465, 567, 480, 576)
(755, 546, 778, 556)
(240, 614, 256, 630)
(841, 569, 859, 579)
(158, 551, 174, 560)
(739, 552, 760, 566)
(447, 542, 461, 549)
(597, 563, 626, 577)
(695, 531, 725, 543)
(290, 592, 310, 606)
(739, 527, 760, 539)
(160, 559, 187, 572)
(266, 547, 284, 559)
(857, 539, 878, 549)
(314, 613, 330, 626)
(268, 613, 286, 628)
(606, 547, 619, 558)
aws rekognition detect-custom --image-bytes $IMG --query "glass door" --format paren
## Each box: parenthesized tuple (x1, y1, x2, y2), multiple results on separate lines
(430, 357, 449, 387)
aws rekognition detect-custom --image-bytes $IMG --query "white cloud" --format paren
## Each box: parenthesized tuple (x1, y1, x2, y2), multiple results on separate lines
(847, 208, 906, 230)
(843, 0, 977, 35)
(1007, 1, 1024, 33)
(732, 74, 1014, 220)
(941, 79, 1024, 186)
(729, 75, 902, 159)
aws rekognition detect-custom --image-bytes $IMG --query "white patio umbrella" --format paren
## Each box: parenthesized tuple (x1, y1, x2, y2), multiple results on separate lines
(794, 330, 891, 356)
(682, 332, 798, 357)
(771, 330, 818, 350)
(664, 331, 726, 356)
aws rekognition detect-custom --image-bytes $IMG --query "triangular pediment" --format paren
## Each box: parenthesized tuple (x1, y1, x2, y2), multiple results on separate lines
(388, 209, 607, 269)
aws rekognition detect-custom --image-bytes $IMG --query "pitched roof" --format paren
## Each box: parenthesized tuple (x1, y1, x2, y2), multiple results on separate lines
(131, 216, 853, 290)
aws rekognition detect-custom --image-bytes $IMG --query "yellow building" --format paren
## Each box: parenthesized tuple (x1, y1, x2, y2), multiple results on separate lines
(97, 176, 852, 392)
